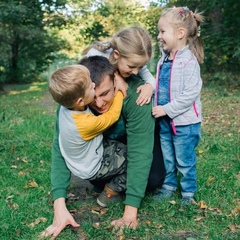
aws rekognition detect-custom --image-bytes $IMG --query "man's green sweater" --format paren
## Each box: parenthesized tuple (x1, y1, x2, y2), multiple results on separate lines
(51, 75, 155, 208)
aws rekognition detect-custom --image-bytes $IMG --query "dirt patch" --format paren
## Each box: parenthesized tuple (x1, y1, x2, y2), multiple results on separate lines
(69, 175, 96, 200)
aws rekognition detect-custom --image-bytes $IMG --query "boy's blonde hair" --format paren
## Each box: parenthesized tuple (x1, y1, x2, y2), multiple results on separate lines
(49, 65, 90, 108)
(83, 26, 152, 66)
(161, 7, 204, 63)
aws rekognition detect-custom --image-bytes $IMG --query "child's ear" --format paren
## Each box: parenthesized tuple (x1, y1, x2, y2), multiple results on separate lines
(76, 97, 84, 106)
(178, 27, 186, 39)
(113, 49, 120, 60)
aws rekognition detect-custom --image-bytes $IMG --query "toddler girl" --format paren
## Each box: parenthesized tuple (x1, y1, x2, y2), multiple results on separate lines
(152, 6, 204, 205)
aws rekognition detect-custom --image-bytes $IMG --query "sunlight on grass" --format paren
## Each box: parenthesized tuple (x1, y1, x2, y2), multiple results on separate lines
(5, 82, 47, 95)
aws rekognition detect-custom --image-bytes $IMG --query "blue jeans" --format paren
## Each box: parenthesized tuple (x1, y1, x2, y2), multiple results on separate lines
(159, 117, 201, 198)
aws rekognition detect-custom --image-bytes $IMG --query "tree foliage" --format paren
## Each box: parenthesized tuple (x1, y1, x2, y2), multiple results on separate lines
(0, 0, 239, 83)
(157, 0, 240, 73)
(0, 0, 68, 83)
(64, 0, 153, 58)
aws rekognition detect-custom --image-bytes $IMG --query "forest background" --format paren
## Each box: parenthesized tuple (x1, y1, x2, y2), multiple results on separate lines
(0, 0, 239, 86)
(0, 1, 239, 239)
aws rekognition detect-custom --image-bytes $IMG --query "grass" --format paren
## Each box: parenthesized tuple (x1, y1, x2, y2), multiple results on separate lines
(0, 80, 239, 239)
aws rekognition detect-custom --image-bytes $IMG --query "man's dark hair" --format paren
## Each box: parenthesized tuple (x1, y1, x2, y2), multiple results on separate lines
(78, 56, 114, 86)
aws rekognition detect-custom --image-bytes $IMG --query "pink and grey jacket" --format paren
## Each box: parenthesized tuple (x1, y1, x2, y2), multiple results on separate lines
(154, 45, 202, 134)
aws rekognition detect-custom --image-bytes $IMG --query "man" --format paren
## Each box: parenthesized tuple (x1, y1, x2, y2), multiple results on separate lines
(41, 56, 165, 238)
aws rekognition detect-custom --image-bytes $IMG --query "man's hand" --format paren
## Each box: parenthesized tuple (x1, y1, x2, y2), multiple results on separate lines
(111, 205, 138, 229)
(40, 198, 80, 239)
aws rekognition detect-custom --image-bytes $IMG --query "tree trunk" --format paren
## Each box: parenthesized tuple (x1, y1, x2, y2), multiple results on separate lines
(10, 31, 19, 82)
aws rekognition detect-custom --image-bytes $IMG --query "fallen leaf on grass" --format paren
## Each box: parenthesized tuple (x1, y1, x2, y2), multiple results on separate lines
(68, 193, 75, 197)
(228, 224, 240, 232)
(78, 228, 87, 240)
(28, 217, 47, 227)
(67, 193, 80, 203)
(91, 206, 107, 216)
(143, 219, 163, 229)
(7, 201, 19, 210)
(233, 198, 240, 203)
(208, 207, 222, 214)
(206, 176, 215, 186)
(5, 196, 19, 210)
(29, 180, 38, 188)
(236, 172, 240, 180)
(23, 179, 38, 189)
(92, 222, 100, 229)
(153, 222, 163, 229)
(194, 216, 203, 222)
(69, 209, 78, 214)
(6, 195, 14, 200)
(175, 230, 196, 238)
(144, 220, 151, 225)
(199, 200, 207, 209)
(18, 169, 30, 176)
(231, 207, 240, 216)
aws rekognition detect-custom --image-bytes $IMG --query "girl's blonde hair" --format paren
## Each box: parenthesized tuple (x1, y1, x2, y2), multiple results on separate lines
(49, 65, 90, 108)
(161, 7, 204, 64)
(83, 26, 152, 66)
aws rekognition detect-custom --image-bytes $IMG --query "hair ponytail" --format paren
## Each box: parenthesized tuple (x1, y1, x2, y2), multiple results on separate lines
(189, 11, 204, 64)
(81, 41, 111, 55)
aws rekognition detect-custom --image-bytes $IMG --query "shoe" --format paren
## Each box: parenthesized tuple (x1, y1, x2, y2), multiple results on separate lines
(97, 185, 122, 207)
(180, 197, 196, 206)
(93, 185, 104, 194)
(154, 188, 174, 201)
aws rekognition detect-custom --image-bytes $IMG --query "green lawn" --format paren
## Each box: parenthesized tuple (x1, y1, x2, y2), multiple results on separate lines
(0, 81, 239, 239)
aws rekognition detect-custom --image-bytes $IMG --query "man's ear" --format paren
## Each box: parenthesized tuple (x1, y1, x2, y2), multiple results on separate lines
(178, 27, 186, 39)
(113, 77, 116, 88)
(113, 49, 120, 60)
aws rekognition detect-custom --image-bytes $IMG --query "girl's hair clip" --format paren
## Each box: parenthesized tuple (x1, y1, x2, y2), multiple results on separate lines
(197, 26, 201, 37)
(179, 6, 189, 14)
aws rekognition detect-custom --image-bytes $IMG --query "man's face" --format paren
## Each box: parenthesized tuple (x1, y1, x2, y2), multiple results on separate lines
(89, 75, 115, 114)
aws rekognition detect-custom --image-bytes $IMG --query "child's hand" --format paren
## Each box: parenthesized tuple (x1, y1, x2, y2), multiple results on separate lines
(114, 71, 128, 97)
(152, 106, 166, 118)
(136, 83, 153, 106)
